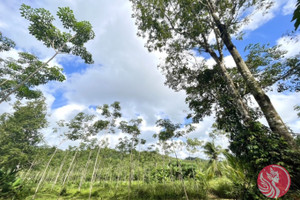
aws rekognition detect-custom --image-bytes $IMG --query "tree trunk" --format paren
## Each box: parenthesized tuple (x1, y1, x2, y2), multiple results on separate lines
(89, 144, 101, 200)
(45, 167, 53, 183)
(51, 151, 69, 190)
(33, 172, 40, 183)
(32, 147, 59, 199)
(66, 159, 77, 183)
(208, 9, 295, 147)
(78, 149, 92, 191)
(172, 146, 189, 200)
(61, 149, 78, 188)
(128, 140, 134, 200)
(201, 34, 251, 124)
(22, 158, 37, 181)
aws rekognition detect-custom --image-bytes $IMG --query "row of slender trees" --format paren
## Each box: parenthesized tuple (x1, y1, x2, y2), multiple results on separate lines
(20, 119, 225, 200)
(0, 95, 227, 199)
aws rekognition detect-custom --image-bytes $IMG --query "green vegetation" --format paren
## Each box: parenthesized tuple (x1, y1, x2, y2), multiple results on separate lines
(1, 2, 300, 200)
(292, 0, 300, 30)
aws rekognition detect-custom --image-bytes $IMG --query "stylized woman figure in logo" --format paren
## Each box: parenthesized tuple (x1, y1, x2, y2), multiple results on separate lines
(258, 167, 280, 198)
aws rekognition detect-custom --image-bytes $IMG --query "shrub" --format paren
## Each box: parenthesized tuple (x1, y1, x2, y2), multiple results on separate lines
(208, 177, 234, 198)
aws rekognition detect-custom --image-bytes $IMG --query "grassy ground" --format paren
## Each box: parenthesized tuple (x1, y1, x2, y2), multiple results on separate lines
(23, 181, 210, 200)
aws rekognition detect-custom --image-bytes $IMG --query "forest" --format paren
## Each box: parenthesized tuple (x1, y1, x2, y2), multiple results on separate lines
(0, 0, 300, 199)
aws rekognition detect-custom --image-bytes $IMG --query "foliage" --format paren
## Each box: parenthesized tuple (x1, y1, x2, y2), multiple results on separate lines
(186, 138, 203, 156)
(243, 43, 299, 93)
(0, 4, 95, 103)
(64, 112, 96, 141)
(208, 177, 234, 199)
(201, 141, 223, 180)
(0, 97, 47, 172)
(223, 121, 300, 198)
(0, 98, 47, 199)
(2, 140, 299, 200)
(0, 169, 22, 199)
(0, 51, 66, 101)
(295, 105, 300, 118)
(20, 4, 95, 64)
(152, 161, 197, 182)
(21, 181, 207, 200)
(292, 0, 300, 30)
(203, 141, 221, 162)
(130, 0, 297, 149)
(0, 32, 15, 52)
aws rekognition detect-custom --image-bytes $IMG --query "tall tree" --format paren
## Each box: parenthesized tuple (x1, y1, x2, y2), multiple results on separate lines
(119, 118, 143, 199)
(88, 102, 122, 200)
(0, 97, 47, 198)
(0, 97, 47, 172)
(130, 0, 296, 147)
(203, 141, 222, 179)
(154, 119, 194, 200)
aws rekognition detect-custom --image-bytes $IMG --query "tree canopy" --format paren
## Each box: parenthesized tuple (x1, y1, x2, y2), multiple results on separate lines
(130, 0, 297, 147)
(292, 0, 300, 30)
(0, 4, 95, 103)
(0, 97, 47, 173)
(20, 4, 95, 64)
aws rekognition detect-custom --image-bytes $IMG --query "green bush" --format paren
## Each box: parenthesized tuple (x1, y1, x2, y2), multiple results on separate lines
(0, 169, 21, 198)
(208, 177, 234, 198)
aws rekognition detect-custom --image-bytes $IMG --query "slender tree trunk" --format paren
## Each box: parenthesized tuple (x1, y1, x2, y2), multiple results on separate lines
(22, 157, 37, 181)
(155, 162, 158, 183)
(207, 5, 296, 147)
(137, 145, 141, 188)
(51, 151, 69, 190)
(45, 167, 53, 183)
(169, 157, 175, 183)
(33, 172, 40, 183)
(89, 144, 102, 200)
(109, 167, 112, 182)
(172, 144, 189, 200)
(32, 146, 60, 200)
(163, 152, 167, 186)
(78, 149, 92, 191)
(50, 167, 59, 183)
(66, 159, 77, 183)
(128, 140, 134, 200)
(61, 150, 78, 188)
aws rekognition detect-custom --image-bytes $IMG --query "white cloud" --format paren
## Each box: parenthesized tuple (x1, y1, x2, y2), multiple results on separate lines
(282, 0, 297, 15)
(240, 0, 279, 31)
(239, 0, 296, 32)
(0, 48, 20, 60)
(224, 55, 236, 68)
(251, 90, 300, 135)
(51, 104, 86, 121)
(0, 21, 7, 28)
(277, 34, 300, 57)
(268, 92, 300, 134)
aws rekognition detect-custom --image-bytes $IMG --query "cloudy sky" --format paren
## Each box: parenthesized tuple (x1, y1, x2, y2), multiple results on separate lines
(0, 0, 299, 158)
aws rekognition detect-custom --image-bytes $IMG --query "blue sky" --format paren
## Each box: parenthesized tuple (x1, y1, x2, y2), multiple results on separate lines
(0, 0, 299, 157)
(235, 13, 296, 56)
